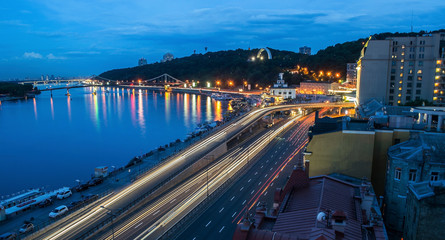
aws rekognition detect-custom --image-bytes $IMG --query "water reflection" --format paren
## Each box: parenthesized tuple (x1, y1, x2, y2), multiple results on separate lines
(32, 98, 37, 121)
(0, 87, 228, 194)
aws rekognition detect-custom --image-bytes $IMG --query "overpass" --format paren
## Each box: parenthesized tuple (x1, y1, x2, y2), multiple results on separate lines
(18, 79, 89, 85)
(28, 102, 354, 240)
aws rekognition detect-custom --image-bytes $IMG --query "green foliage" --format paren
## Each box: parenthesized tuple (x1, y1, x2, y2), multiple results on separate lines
(99, 30, 444, 86)
(0, 82, 34, 96)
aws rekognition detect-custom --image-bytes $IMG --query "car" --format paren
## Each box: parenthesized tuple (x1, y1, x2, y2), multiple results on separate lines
(18, 222, 34, 234)
(74, 183, 89, 192)
(48, 205, 68, 218)
(67, 201, 82, 210)
(56, 190, 72, 200)
(0, 232, 17, 240)
(88, 178, 103, 186)
(82, 194, 98, 202)
(37, 198, 53, 208)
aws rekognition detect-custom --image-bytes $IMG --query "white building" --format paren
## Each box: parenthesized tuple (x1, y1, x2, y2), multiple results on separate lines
(270, 73, 297, 99)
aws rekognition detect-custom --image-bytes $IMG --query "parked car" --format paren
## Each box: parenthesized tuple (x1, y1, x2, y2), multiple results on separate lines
(88, 178, 103, 186)
(0, 232, 17, 240)
(67, 201, 82, 210)
(74, 183, 89, 192)
(18, 222, 34, 234)
(56, 190, 72, 200)
(37, 198, 53, 208)
(82, 194, 98, 202)
(48, 205, 68, 218)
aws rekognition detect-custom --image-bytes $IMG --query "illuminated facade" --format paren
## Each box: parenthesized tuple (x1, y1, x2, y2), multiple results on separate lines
(298, 81, 339, 95)
(357, 32, 445, 106)
(270, 73, 297, 99)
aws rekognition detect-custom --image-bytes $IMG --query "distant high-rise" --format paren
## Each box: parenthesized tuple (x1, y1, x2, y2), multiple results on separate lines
(138, 58, 147, 66)
(299, 46, 311, 55)
(346, 63, 357, 85)
(161, 53, 174, 63)
(357, 32, 445, 106)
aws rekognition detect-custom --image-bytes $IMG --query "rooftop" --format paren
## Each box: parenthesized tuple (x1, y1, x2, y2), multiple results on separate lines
(387, 133, 445, 164)
(409, 180, 445, 200)
(233, 166, 387, 240)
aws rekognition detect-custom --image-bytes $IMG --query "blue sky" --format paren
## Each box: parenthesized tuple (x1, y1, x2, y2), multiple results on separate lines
(1, 0, 444, 79)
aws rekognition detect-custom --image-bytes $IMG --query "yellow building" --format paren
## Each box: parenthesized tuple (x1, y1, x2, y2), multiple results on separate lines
(304, 116, 412, 196)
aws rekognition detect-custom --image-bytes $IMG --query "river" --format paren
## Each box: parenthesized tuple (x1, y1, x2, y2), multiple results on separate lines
(0, 86, 228, 196)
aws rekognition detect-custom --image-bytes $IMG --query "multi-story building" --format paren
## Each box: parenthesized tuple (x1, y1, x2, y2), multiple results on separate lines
(356, 32, 445, 106)
(138, 57, 147, 66)
(299, 46, 311, 55)
(403, 180, 445, 240)
(270, 73, 297, 99)
(384, 133, 445, 233)
(346, 63, 357, 85)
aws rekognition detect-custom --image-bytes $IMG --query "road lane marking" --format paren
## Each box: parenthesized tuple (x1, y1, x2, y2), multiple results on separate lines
(271, 182, 274, 187)
(264, 191, 268, 196)
(232, 212, 237, 217)
(255, 172, 258, 175)
(257, 202, 261, 206)
(265, 174, 268, 178)
(248, 179, 251, 183)
(279, 157, 281, 159)
(242, 200, 246, 205)
(275, 162, 277, 165)
(219, 226, 225, 233)
(230, 196, 235, 201)
(275, 151, 277, 153)
(152, 210, 160, 216)
(258, 181, 262, 185)
(266, 160, 269, 163)
(192, 237, 196, 240)
(261, 165, 263, 168)
(251, 190, 255, 194)
(134, 222, 144, 229)
(270, 167, 273, 171)
(205, 221, 212, 227)
(219, 207, 224, 213)
(170, 198, 176, 203)
(240, 187, 244, 191)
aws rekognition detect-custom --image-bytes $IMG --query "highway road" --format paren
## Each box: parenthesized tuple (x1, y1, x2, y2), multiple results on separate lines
(177, 113, 316, 240)
(92, 114, 303, 240)
(28, 104, 347, 239)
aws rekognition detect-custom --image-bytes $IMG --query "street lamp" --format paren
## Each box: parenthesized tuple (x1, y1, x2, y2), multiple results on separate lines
(101, 206, 116, 240)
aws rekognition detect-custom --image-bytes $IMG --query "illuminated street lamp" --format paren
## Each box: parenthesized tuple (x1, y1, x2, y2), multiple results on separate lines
(216, 80, 221, 86)
(206, 81, 211, 88)
(228, 81, 234, 87)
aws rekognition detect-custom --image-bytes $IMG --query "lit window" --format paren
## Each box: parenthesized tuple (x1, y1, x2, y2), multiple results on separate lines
(435, 83, 440, 87)
(398, 94, 402, 97)
(399, 80, 403, 84)
(401, 52, 405, 56)
(437, 60, 442, 65)
(434, 90, 439, 94)
(417, 69, 422, 74)
(400, 66, 404, 70)
(417, 76, 422, 81)
(409, 169, 417, 181)
(401, 59, 405, 63)
(435, 76, 440, 80)
(431, 172, 439, 181)
(399, 87, 402, 91)
(434, 97, 438, 101)
(437, 68, 441, 73)
(397, 100, 401, 104)
(400, 73, 403, 77)
(395, 168, 402, 180)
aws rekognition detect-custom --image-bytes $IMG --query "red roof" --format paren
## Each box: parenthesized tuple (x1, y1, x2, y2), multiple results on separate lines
(272, 176, 363, 240)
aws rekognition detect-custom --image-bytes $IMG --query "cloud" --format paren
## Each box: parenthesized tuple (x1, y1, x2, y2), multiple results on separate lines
(23, 52, 43, 59)
(0, 20, 29, 27)
(46, 53, 66, 60)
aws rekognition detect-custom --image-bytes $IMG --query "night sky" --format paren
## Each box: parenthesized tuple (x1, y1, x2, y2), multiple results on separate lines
(1, 0, 444, 79)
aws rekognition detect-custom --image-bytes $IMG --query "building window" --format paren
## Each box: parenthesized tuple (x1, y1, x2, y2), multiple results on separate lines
(389, 96, 394, 100)
(409, 69, 413, 74)
(409, 169, 417, 181)
(419, 61, 423, 66)
(409, 61, 414, 66)
(392, 61, 396, 66)
(395, 168, 402, 180)
(416, 96, 420, 100)
(416, 90, 421, 94)
(417, 69, 422, 74)
(431, 172, 439, 181)
(417, 76, 423, 81)
(391, 76, 396, 80)
(407, 83, 412, 88)
(407, 90, 412, 94)
(416, 83, 422, 88)
(408, 76, 413, 81)
(391, 69, 396, 74)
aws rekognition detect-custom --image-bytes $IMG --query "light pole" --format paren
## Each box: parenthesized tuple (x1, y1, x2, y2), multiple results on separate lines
(101, 206, 115, 240)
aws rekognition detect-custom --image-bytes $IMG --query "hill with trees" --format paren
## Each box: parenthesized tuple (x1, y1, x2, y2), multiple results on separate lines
(99, 29, 444, 87)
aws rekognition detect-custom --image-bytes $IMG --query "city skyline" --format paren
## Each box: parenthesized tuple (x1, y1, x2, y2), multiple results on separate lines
(1, 0, 445, 79)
